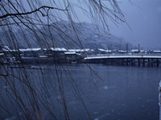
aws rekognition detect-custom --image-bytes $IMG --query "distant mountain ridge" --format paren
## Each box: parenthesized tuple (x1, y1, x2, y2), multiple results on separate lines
(0, 21, 133, 49)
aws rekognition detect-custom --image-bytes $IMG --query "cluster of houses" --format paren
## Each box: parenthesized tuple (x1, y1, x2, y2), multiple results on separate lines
(0, 45, 161, 64)
(0, 46, 94, 64)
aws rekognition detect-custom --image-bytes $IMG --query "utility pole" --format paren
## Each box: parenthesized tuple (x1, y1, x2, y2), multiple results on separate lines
(138, 44, 141, 53)
(126, 43, 129, 53)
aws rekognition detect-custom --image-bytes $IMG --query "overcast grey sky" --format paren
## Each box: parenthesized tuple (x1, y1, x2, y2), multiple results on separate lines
(4, 0, 160, 49)
(110, 0, 161, 49)
(68, 0, 161, 49)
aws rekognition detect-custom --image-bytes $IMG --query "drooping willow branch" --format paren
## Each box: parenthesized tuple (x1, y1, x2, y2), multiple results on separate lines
(0, 5, 67, 19)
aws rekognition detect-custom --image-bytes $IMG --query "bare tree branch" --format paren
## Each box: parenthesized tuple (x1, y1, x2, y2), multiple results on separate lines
(0, 5, 66, 19)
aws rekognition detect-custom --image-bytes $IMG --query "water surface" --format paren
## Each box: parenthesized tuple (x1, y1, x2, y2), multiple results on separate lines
(0, 64, 161, 120)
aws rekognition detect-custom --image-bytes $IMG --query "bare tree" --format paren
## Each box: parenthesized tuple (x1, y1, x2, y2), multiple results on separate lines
(0, 0, 125, 120)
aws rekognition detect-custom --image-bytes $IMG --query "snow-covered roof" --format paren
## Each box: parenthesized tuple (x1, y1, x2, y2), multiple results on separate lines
(0, 53, 4, 56)
(131, 49, 139, 52)
(69, 49, 83, 52)
(140, 50, 145, 52)
(2, 46, 11, 51)
(64, 51, 77, 55)
(98, 48, 105, 51)
(50, 48, 67, 51)
(118, 50, 127, 53)
(153, 50, 161, 53)
(83, 49, 91, 52)
(68, 49, 91, 52)
(6, 49, 18, 52)
(98, 48, 112, 52)
(19, 48, 41, 52)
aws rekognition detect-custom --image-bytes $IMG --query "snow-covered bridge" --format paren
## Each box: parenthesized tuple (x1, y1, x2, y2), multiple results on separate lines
(84, 54, 161, 67)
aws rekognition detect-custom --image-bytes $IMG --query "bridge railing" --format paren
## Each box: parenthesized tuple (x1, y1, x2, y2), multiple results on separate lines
(86, 53, 161, 57)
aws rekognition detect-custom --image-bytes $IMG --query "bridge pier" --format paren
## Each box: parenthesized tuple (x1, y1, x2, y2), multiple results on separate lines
(142, 59, 145, 67)
(147, 58, 152, 67)
(137, 58, 140, 67)
(156, 59, 160, 67)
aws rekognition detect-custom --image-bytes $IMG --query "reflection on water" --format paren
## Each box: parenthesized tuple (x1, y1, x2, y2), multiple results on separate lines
(0, 64, 161, 120)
